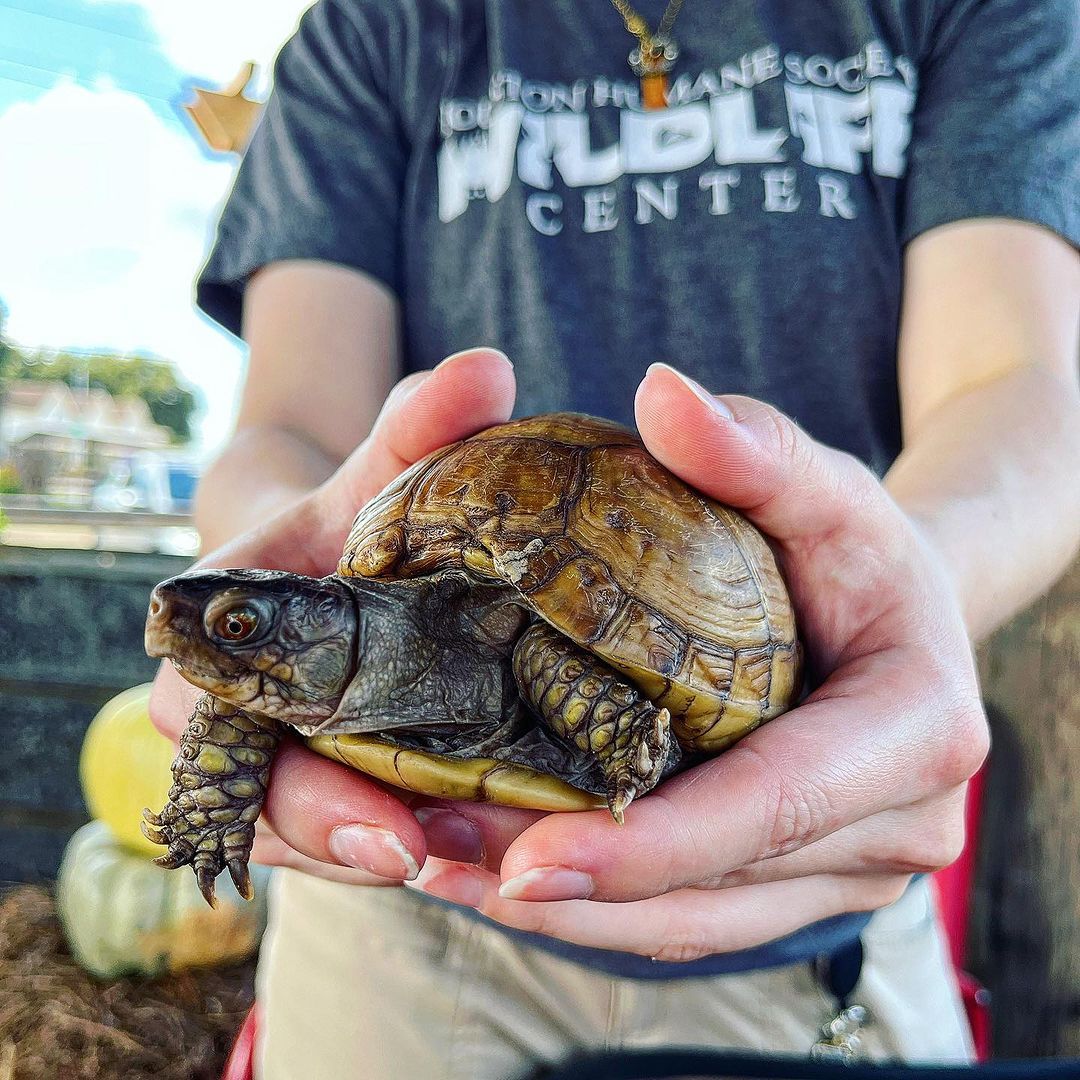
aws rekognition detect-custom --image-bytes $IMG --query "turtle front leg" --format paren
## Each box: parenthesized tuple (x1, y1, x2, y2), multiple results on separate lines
(512, 623, 678, 823)
(141, 693, 280, 906)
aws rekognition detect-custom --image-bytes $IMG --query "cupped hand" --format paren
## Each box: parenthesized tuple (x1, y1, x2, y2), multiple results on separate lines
(148, 347, 516, 886)
(405, 363, 989, 960)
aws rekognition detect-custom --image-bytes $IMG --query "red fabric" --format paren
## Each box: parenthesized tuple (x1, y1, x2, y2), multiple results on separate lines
(932, 765, 991, 1062)
(934, 767, 986, 971)
(221, 1003, 258, 1080)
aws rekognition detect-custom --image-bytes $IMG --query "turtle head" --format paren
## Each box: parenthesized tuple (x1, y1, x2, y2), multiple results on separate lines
(146, 569, 358, 723)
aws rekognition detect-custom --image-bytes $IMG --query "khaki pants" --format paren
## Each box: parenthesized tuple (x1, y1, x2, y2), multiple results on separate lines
(255, 873, 973, 1079)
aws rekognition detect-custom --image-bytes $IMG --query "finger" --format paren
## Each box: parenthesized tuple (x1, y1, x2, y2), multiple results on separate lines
(147, 660, 203, 742)
(634, 363, 885, 544)
(709, 788, 968, 889)
(409, 799, 547, 868)
(489, 665, 984, 903)
(634, 363, 954, 672)
(263, 739, 427, 881)
(250, 820, 405, 887)
(407, 860, 910, 960)
(318, 346, 516, 532)
(485, 793, 965, 899)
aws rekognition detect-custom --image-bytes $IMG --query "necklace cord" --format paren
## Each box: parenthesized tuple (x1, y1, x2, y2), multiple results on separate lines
(610, 0, 685, 55)
(609, 0, 687, 106)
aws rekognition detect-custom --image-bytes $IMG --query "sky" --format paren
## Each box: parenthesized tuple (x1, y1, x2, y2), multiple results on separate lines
(0, 0, 315, 457)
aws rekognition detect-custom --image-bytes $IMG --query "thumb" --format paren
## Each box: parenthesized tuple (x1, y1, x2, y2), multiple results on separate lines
(200, 348, 515, 576)
(634, 363, 881, 543)
(323, 347, 516, 519)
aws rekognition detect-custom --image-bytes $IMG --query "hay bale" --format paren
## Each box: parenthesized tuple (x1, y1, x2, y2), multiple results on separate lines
(0, 885, 254, 1080)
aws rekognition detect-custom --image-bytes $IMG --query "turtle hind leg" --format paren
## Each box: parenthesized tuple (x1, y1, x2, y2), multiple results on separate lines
(142, 693, 280, 906)
(512, 623, 679, 823)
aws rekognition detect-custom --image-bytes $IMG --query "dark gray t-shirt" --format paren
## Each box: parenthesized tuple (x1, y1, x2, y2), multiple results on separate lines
(199, 0, 1078, 476)
(197, 0, 1078, 977)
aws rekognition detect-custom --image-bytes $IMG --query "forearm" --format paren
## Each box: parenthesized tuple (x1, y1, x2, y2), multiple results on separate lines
(885, 365, 1080, 641)
(192, 263, 402, 552)
(194, 425, 341, 550)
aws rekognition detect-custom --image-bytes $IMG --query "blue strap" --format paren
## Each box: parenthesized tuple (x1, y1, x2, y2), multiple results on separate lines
(531, 1048, 1080, 1078)
(815, 936, 865, 1009)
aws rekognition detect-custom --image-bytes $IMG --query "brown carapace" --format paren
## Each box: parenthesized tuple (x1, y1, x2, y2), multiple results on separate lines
(143, 414, 801, 904)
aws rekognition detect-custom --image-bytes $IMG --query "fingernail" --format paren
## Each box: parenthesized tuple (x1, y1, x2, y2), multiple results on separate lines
(328, 824, 419, 880)
(648, 363, 733, 419)
(414, 807, 485, 864)
(438, 347, 513, 369)
(498, 866, 594, 902)
(407, 864, 484, 908)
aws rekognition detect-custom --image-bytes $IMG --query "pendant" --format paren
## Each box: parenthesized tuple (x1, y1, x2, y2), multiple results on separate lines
(628, 34, 678, 110)
(641, 72, 668, 110)
(810, 1004, 870, 1062)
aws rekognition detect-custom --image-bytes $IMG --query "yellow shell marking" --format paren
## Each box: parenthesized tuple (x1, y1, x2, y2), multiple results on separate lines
(307, 733, 605, 812)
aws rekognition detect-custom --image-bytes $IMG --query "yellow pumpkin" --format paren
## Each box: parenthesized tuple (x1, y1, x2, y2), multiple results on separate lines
(80, 683, 177, 857)
(57, 821, 270, 979)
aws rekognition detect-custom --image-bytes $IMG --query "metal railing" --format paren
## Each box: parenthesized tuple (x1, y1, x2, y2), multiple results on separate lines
(0, 504, 193, 528)
(0, 500, 199, 557)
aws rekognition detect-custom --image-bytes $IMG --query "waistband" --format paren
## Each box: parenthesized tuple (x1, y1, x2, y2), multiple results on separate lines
(423, 895, 874, 980)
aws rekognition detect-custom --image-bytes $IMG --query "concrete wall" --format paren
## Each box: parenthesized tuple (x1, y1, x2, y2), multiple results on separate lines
(0, 545, 189, 883)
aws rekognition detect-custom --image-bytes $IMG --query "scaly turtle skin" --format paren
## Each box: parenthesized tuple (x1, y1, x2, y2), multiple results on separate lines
(143, 414, 801, 904)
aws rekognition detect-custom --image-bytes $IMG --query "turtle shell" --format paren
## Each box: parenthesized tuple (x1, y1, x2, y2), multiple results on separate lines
(338, 414, 801, 752)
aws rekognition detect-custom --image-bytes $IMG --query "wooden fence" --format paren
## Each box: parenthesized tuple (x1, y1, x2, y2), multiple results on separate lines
(970, 555, 1080, 1057)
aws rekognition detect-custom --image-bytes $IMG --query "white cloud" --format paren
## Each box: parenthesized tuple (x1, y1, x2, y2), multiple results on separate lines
(0, 3, 319, 457)
(0, 81, 243, 457)
(96, 0, 316, 94)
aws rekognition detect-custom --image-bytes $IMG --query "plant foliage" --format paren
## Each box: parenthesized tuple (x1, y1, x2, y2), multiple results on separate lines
(0, 302, 198, 445)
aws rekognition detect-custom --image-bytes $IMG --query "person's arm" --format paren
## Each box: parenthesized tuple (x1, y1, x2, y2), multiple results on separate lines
(887, 219, 1080, 640)
(194, 260, 401, 548)
(399, 221, 1080, 956)
(189, 0, 418, 546)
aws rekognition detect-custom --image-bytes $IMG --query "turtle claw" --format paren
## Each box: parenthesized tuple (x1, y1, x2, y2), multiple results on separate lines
(602, 706, 673, 824)
(228, 858, 254, 902)
(153, 845, 193, 871)
(140, 815, 168, 846)
(196, 863, 219, 908)
(140, 694, 278, 903)
(607, 782, 634, 825)
(607, 775, 647, 825)
(143, 788, 259, 906)
(146, 815, 258, 907)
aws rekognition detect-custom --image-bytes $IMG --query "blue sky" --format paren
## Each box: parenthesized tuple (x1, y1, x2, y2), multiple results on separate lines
(1, 1, 182, 114)
(0, 0, 312, 454)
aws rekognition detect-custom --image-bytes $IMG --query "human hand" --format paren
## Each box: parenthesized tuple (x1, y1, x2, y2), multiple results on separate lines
(406, 363, 989, 959)
(148, 347, 516, 887)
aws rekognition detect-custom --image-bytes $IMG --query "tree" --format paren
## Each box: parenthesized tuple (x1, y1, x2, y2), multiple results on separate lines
(0, 295, 199, 445)
(0, 343, 199, 445)
(0, 297, 10, 371)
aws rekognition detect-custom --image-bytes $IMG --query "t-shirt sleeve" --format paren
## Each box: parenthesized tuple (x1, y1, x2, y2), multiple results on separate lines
(196, 0, 407, 337)
(901, 0, 1079, 247)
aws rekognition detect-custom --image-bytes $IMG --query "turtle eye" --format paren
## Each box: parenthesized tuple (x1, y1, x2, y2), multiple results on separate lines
(213, 606, 260, 642)
(205, 594, 275, 647)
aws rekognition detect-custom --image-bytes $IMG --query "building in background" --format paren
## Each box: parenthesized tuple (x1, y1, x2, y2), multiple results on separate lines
(0, 379, 190, 510)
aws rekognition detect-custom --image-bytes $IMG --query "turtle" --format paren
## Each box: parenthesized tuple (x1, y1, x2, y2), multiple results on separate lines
(142, 413, 802, 905)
